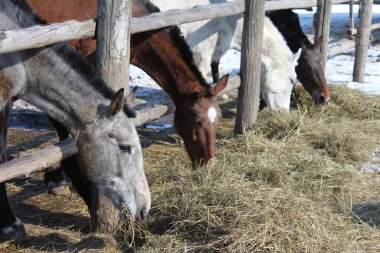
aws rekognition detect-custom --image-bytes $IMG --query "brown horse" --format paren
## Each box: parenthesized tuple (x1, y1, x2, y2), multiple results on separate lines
(26, 0, 228, 172)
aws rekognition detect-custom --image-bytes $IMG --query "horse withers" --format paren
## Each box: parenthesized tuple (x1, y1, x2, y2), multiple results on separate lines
(0, 0, 150, 235)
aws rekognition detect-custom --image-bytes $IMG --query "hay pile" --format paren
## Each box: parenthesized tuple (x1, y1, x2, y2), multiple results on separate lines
(1, 85, 380, 252)
(130, 85, 380, 252)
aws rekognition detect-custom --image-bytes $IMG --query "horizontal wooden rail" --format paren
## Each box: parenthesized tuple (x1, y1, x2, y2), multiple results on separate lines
(0, 74, 243, 183)
(349, 22, 380, 35)
(0, 0, 350, 54)
(0, 103, 174, 183)
(328, 38, 356, 57)
(0, 20, 96, 54)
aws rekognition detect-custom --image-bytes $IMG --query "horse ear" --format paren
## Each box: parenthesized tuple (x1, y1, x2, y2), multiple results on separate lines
(125, 86, 137, 106)
(292, 48, 302, 67)
(210, 74, 229, 96)
(110, 88, 125, 116)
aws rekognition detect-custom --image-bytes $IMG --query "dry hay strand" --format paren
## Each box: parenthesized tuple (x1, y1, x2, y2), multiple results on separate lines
(119, 85, 380, 252)
(1, 85, 379, 252)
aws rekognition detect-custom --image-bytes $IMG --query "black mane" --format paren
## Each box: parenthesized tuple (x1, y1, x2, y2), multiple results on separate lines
(268, 9, 313, 52)
(143, 0, 210, 89)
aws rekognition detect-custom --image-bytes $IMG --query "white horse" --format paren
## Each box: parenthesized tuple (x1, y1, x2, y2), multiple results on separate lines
(151, 0, 301, 110)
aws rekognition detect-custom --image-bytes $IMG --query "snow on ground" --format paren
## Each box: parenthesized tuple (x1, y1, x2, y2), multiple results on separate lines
(129, 4, 380, 98)
(216, 4, 380, 97)
(295, 5, 380, 96)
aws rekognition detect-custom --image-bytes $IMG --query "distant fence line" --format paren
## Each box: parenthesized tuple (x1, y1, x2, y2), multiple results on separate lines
(0, 0, 350, 54)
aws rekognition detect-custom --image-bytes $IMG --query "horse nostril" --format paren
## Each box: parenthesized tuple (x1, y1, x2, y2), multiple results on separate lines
(321, 96, 330, 103)
(138, 207, 148, 222)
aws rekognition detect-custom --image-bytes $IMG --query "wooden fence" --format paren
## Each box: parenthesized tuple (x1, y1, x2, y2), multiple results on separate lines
(0, 0, 376, 231)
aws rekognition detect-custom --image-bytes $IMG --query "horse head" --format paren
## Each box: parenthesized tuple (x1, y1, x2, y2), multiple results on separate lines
(174, 75, 228, 168)
(297, 37, 331, 104)
(76, 89, 151, 221)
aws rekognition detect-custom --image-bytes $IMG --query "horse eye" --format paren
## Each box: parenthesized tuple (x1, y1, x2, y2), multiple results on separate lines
(119, 145, 131, 153)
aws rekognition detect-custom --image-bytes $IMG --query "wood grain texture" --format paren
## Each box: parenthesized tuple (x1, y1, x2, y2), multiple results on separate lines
(314, 0, 332, 69)
(353, 0, 373, 82)
(234, 0, 265, 135)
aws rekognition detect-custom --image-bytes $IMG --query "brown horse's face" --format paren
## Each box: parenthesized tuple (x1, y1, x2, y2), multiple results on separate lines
(174, 75, 228, 168)
(296, 39, 331, 104)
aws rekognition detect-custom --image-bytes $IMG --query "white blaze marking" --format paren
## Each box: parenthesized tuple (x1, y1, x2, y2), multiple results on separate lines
(207, 107, 217, 123)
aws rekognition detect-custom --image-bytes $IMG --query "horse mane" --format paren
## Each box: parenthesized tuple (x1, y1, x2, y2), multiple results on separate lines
(142, 0, 210, 89)
(9, 0, 46, 25)
(4, 0, 135, 117)
(268, 9, 314, 52)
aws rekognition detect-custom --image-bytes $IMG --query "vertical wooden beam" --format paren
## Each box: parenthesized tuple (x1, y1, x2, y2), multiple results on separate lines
(353, 0, 373, 82)
(347, 0, 357, 36)
(91, 0, 132, 233)
(96, 0, 131, 93)
(234, 0, 265, 135)
(314, 0, 332, 69)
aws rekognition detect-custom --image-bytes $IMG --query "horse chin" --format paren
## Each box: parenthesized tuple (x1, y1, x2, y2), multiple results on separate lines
(192, 160, 200, 169)
(192, 157, 214, 169)
(312, 92, 330, 105)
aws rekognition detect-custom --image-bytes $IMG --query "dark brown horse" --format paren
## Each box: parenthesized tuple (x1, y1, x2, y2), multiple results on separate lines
(26, 0, 228, 178)
(267, 9, 331, 104)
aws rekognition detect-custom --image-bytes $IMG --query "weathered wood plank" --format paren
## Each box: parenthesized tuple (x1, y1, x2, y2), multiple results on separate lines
(314, 0, 332, 69)
(0, 19, 96, 54)
(0, 0, 350, 55)
(0, 138, 77, 183)
(91, 0, 133, 233)
(353, 0, 373, 82)
(328, 38, 356, 57)
(234, 0, 265, 135)
(0, 103, 173, 183)
(349, 22, 380, 36)
(96, 0, 131, 93)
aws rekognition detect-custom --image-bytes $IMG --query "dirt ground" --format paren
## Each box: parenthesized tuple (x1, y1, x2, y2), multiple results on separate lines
(1, 98, 183, 252)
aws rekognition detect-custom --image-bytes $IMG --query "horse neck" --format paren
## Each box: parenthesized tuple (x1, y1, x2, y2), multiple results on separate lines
(21, 45, 111, 134)
(1, 1, 113, 134)
(131, 29, 206, 105)
(268, 10, 312, 53)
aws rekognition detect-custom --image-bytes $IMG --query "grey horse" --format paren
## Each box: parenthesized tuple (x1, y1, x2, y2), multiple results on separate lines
(0, 0, 150, 235)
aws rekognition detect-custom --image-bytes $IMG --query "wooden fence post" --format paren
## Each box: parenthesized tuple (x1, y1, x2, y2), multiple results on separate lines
(347, 0, 357, 36)
(234, 0, 265, 135)
(353, 0, 373, 82)
(96, 0, 131, 93)
(91, 0, 132, 233)
(314, 0, 332, 69)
